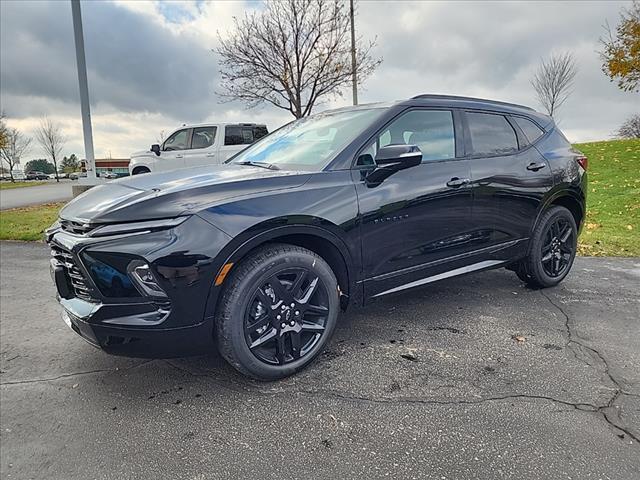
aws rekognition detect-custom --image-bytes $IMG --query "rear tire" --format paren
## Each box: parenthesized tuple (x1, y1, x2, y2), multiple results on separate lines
(132, 167, 150, 175)
(515, 206, 577, 288)
(215, 243, 340, 381)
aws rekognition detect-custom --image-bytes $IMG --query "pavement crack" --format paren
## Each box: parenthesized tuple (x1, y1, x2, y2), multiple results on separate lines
(0, 368, 116, 386)
(540, 290, 638, 443)
(0, 359, 156, 387)
(298, 388, 600, 411)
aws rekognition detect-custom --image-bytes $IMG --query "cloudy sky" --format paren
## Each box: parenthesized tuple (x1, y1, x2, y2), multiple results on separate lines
(0, 0, 636, 161)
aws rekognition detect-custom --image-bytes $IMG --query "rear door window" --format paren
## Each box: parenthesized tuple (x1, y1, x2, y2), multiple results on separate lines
(190, 126, 216, 149)
(512, 116, 544, 145)
(467, 112, 518, 156)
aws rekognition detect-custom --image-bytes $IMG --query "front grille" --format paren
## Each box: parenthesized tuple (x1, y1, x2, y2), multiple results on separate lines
(51, 245, 96, 302)
(60, 219, 96, 236)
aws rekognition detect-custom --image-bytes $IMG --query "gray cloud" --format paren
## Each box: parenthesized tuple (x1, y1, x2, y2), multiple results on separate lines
(354, 1, 637, 140)
(1, 0, 218, 121)
(0, 0, 637, 159)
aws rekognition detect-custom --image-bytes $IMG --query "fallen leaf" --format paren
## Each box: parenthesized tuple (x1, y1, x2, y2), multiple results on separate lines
(513, 335, 526, 343)
(400, 351, 418, 362)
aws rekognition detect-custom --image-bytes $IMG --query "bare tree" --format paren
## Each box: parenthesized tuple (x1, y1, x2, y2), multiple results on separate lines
(616, 114, 640, 138)
(0, 112, 8, 151)
(531, 52, 578, 118)
(0, 128, 31, 182)
(157, 130, 166, 145)
(35, 117, 66, 182)
(216, 0, 382, 118)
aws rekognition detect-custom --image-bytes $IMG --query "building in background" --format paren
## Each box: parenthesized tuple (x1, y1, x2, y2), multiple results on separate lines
(80, 158, 130, 177)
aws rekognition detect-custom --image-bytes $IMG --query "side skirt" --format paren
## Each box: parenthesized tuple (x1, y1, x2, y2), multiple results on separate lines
(372, 260, 505, 297)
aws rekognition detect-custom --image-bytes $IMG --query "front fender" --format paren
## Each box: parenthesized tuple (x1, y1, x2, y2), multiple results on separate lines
(201, 220, 359, 319)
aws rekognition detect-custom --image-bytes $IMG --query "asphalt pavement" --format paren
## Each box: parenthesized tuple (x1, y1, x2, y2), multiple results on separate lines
(1, 241, 638, 479)
(0, 180, 73, 209)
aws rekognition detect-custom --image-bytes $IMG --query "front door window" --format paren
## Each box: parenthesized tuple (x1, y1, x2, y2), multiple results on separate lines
(163, 129, 190, 151)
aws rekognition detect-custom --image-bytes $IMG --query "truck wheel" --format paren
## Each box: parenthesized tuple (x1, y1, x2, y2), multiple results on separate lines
(215, 243, 340, 381)
(515, 206, 577, 288)
(132, 167, 150, 175)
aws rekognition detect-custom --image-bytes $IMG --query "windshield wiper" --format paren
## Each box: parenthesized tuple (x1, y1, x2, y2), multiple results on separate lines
(236, 160, 280, 170)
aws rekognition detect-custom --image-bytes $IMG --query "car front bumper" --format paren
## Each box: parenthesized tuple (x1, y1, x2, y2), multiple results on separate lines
(47, 215, 232, 357)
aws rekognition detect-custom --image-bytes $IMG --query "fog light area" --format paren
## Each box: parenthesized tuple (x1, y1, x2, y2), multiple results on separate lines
(128, 261, 168, 298)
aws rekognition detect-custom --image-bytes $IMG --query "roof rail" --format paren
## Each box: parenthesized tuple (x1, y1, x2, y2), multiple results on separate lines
(411, 94, 535, 111)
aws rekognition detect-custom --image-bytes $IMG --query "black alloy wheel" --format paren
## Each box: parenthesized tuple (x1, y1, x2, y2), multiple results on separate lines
(540, 217, 574, 278)
(245, 267, 330, 365)
(216, 244, 339, 380)
(514, 205, 577, 288)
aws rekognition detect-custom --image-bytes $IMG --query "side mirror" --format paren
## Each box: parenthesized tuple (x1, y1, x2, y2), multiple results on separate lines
(365, 144, 422, 187)
(150, 144, 161, 156)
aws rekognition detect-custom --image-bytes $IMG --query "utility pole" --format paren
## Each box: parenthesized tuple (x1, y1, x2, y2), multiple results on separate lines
(71, 0, 96, 180)
(349, 0, 358, 105)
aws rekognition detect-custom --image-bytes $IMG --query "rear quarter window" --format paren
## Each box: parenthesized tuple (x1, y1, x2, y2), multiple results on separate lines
(225, 126, 264, 145)
(224, 126, 243, 146)
(512, 116, 545, 144)
(253, 125, 268, 141)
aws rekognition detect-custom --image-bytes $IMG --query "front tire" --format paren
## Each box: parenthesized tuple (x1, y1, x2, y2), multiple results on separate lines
(515, 206, 577, 288)
(132, 167, 150, 175)
(215, 244, 340, 380)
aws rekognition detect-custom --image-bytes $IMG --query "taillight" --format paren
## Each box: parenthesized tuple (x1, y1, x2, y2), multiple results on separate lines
(576, 156, 588, 170)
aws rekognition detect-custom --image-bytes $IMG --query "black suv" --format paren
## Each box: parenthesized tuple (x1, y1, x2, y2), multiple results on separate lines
(46, 95, 587, 380)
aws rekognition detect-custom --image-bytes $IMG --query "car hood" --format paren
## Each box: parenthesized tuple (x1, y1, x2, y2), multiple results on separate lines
(130, 149, 154, 159)
(60, 164, 311, 224)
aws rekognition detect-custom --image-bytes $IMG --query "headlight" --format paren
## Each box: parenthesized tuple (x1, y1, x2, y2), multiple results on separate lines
(89, 217, 187, 238)
(44, 220, 61, 242)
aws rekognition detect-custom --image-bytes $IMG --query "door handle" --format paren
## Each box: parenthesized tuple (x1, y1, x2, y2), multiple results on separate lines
(175, 154, 184, 159)
(526, 162, 546, 171)
(446, 177, 471, 188)
(206, 153, 216, 157)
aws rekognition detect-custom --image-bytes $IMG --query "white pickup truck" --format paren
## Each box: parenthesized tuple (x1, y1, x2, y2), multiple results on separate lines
(128, 123, 269, 175)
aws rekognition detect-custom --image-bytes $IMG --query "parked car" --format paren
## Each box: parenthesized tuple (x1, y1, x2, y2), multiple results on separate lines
(128, 123, 269, 175)
(10, 169, 25, 181)
(46, 95, 587, 380)
(100, 171, 119, 180)
(69, 172, 87, 180)
(26, 171, 49, 180)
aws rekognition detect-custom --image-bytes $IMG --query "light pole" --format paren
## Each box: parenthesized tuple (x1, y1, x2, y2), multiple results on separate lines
(71, 0, 96, 181)
(349, 0, 358, 106)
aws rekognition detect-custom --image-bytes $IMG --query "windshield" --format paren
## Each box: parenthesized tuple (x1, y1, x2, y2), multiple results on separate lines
(230, 108, 384, 171)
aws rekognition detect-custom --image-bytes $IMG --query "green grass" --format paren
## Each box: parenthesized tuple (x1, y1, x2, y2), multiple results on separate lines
(0, 203, 63, 241)
(573, 139, 639, 256)
(0, 181, 48, 190)
(0, 139, 638, 256)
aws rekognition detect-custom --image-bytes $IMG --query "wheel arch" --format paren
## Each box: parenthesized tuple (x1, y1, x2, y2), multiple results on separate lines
(533, 190, 585, 236)
(205, 224, 358, 318)
(549, 195, 584, 232)
(131, 164, 151, 175)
